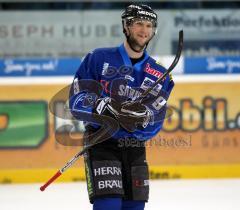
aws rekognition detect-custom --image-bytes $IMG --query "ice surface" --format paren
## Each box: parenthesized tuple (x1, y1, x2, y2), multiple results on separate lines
(1, 179, 240, 210)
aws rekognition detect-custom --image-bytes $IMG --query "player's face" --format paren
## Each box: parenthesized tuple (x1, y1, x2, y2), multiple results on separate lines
(127, 19, 154, 52)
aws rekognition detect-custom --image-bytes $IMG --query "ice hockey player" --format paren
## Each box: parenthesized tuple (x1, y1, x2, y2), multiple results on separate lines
(69, 3, 174, 210)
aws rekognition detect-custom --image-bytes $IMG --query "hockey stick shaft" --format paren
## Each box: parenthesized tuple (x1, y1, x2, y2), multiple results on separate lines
(137, 30, 183, 103)
(40, 149, 85, 191)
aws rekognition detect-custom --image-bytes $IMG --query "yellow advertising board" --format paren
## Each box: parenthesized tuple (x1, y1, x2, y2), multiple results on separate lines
(0, 82, 240, 183)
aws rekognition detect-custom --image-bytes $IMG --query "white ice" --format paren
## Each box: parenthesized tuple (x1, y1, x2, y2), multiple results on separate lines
(1, 179, 240, 210)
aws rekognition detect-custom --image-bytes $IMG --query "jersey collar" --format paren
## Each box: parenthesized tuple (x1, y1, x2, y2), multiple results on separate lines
(118, 43, 149, 71)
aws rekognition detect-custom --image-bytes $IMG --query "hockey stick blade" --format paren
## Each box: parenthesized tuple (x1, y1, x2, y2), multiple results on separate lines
(138, 30, 183, 103)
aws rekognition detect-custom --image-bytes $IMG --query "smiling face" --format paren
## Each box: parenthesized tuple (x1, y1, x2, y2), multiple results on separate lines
(125, 18, 155, 52)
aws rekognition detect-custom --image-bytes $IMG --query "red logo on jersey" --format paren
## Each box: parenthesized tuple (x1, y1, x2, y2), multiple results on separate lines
(144, 63, 163, 78)
(100, 80, 110, 93)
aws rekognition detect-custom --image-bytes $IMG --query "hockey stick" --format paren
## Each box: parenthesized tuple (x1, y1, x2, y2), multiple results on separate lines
(40, 30, 183, 191)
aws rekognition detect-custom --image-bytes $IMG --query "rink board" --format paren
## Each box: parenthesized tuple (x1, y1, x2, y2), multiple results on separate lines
(0, 81, 240, 183)
(1, 165, 240, 184)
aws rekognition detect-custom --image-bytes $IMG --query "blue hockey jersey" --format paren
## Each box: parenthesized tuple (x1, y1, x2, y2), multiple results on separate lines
(69, 44, 174, 141)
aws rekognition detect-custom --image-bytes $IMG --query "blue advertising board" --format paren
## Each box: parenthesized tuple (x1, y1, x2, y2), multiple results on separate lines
(0, 58, 81, 77)
(185, 56, 240, 74)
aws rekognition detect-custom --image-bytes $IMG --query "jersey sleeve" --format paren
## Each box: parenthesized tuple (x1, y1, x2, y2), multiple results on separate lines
(68, 51, 102, 120)
(74, 51, 100, 81)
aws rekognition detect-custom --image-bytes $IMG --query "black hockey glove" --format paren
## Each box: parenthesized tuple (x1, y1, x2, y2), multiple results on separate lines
(119, 100, 154, 132)
(94, 97, 153, 132)
(93, 97, 119, 120)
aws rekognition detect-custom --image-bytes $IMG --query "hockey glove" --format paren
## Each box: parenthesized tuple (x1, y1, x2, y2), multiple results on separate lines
(94, 97, 153, 132)
(119, 100, 154, 132)
(93, 97, 119, 120)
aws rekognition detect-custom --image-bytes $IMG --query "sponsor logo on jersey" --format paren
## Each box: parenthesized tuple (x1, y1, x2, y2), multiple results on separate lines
(100, 79, 110, 93)
(118, 85, 141, 100)
(134, 179, 149, 187)
(102, 62, 109, 76)
(144, 63, 163, 78)
(94, 166, 123, 190)
(125, 74, 135, 82)
(140, 77, 162, 96)
(98, 180, 123, 189)
(94, 166, 121, 176)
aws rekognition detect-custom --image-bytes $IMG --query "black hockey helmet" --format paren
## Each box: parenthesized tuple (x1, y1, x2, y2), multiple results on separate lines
(121, 4, 158, 35)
